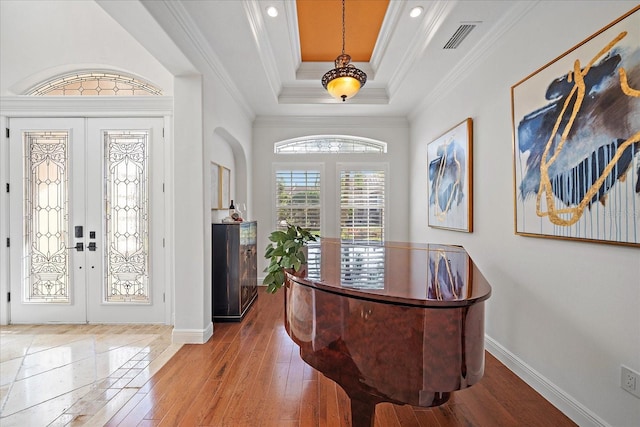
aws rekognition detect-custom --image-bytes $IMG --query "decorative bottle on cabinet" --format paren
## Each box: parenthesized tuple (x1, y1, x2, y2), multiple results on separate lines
(212, 221, 258, 321)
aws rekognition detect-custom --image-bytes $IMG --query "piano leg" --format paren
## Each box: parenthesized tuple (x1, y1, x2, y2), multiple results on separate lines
(350, 398, 376, 427)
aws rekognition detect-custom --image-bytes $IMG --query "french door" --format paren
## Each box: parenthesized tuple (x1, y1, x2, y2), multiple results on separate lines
(9, 117, 165, 324)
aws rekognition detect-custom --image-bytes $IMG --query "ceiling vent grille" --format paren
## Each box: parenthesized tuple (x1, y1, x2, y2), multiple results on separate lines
(443, 24, 477, 49)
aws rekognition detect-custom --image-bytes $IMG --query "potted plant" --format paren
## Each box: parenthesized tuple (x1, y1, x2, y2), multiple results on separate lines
(263, 223, 318, 293)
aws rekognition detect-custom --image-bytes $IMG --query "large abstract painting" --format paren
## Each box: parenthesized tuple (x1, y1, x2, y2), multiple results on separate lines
(427, 118, 473, 232)
(511, 6, 640, 247)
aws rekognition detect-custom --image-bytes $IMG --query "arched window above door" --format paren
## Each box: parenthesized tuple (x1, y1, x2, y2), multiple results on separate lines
(26, 71, 162, 96)
(274, 135, 387, 154)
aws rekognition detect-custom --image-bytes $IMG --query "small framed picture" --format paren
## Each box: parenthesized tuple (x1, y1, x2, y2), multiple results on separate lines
(211, 162, 221, 210)
(221, 166, 230, 209)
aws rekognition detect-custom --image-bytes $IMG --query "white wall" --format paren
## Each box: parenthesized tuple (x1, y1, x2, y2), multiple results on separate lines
(0, 0, 173, 96)
(170, 72, 253, 342)
(252, 116, 410, 278)
(200, 78, 254, 341)
(208, 132, 235, 224)
(409, 2, 640, 426)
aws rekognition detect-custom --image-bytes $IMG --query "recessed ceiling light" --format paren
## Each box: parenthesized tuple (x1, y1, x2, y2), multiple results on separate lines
(409, 6, 423, 18)
(266, 6, 278, 17)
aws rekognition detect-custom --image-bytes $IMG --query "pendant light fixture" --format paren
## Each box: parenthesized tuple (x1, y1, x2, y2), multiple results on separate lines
(321, 0, 367, 102)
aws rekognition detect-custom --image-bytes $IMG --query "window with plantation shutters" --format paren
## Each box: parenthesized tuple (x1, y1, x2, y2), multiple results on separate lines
(339, 167, 386, 289)
(339, 169, 385, 242)
(275, 169, 321, 235)
(272, 137, 390, 290)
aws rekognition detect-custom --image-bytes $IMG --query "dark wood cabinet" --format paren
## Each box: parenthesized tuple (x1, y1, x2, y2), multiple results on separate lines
(212, 221, 258, 321)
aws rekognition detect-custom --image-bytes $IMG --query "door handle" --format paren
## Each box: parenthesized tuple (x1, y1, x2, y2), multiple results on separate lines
(88, 242, 97, 251)
(67, 242, 84, 251)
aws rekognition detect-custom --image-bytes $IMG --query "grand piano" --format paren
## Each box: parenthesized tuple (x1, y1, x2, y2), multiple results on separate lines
(284, 238, 492, 427)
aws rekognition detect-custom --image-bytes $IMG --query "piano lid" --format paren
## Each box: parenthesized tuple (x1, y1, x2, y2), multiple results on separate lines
(289, 238, 491, 308)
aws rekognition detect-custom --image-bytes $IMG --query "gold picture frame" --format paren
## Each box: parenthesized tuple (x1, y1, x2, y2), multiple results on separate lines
(511, 6, 639, 247)
(211, 162, 231, 210)
(427, 118, 473, 232)
(221, 166, 230, 210)
(210, 162, 220, 210)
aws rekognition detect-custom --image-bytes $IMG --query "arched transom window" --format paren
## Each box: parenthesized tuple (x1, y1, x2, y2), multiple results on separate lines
(27, 71, 162, 96)
(274, 135, 387, 154)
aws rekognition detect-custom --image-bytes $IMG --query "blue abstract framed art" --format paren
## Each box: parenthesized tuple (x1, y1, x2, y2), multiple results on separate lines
(427, 118, 473, 232)
(511, 6, 639, 247)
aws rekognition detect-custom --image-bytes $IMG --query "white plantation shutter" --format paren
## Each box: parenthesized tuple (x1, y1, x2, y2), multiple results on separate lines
(275, 170, 321, 233)
(339, 168, 386, 289)
(340, 243, 385, 289)
(340, 169, 385, 242)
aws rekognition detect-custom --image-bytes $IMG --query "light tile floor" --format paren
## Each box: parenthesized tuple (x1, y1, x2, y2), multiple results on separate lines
(0, 324, 182, 426)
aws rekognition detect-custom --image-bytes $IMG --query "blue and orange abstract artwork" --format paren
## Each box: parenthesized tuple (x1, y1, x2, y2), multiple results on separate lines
(511, 6, 639, 246)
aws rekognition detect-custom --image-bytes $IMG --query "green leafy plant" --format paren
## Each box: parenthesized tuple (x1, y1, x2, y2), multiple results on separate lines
(263, 223, 318, 293)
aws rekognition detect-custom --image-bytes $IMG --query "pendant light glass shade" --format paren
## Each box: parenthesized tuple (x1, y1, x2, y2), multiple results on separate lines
(326, 76, 361, 101)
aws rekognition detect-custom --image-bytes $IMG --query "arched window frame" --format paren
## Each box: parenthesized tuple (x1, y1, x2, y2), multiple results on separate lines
(26, 70, 162, 96)
(274, 135, 387, 154)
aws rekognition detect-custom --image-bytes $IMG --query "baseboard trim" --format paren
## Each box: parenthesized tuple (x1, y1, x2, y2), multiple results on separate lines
(171, 321, 213, 344)
(485, 335, 609, 427)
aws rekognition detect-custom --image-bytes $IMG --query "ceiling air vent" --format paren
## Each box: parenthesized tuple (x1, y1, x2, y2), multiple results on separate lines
(443, 23, 477, 49)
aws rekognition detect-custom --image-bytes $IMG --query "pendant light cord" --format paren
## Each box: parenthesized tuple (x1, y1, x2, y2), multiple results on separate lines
(341, 0, 346, 55)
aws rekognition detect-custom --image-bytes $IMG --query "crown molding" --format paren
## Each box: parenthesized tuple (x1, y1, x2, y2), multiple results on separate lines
(410, 0, 539, 120)
(296, 62, 376, 82)
(0, 96, 173, 117)
(243, 0, 282, 100)
(156, 0, 255, 118)
(387, 1, 457, 97)
(284, 1, 302, 68)
(254, 115, 408, 129)
(369, 0, 405, 72)
(96, 0, 196, 77)
(278, 87, 388, 105)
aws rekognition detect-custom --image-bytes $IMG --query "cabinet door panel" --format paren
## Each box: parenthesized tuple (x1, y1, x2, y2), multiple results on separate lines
(212, 222, 257, 321)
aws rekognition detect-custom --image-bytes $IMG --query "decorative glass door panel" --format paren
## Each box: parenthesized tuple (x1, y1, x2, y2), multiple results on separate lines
(25, 131, 70, 303)
(9, 118, 165, 324)
(105, 131, 149, 303)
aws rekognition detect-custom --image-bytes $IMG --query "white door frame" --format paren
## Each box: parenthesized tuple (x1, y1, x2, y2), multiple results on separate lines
(0, 96, 174, 325)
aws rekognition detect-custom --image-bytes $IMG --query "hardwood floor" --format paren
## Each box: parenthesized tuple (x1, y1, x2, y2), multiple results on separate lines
(106, 290, 577, 427)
